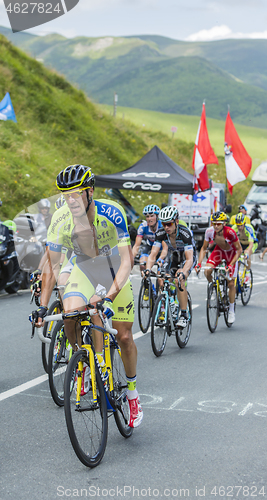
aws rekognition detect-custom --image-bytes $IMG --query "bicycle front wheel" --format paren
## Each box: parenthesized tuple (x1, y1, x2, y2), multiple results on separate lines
(151, 293, 169, 357)
(240, 266, 253, 306)
(110, 342, 133, 438)
(48, 320, 70, 406)
(138, 279, 153, 333)
(206, 282, 219, 333)
(176, 291, 192, 348)
(64, 350, 108, 468)
(42, 299, 62, 373)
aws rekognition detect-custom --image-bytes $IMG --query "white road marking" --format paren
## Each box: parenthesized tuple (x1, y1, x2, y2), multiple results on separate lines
(238, 403, 253, 416)
(0, 374, 48, 402)
(168, 397, 185, 410)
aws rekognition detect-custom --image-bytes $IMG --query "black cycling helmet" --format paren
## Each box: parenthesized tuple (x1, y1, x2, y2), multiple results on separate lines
(56, 165, 95, 192)
(55, 194, 66, 210)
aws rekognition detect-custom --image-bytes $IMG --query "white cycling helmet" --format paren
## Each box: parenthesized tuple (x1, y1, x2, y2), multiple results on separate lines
(159, 205, 179, 222)
(38, 198, 51, 211)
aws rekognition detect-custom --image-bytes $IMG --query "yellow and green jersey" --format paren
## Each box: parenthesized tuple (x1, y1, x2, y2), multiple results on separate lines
(47, 198, 130, 256)
(231, 223, 257, 246)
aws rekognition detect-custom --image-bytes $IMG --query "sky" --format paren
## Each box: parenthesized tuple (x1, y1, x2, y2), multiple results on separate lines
(1, 0, 267, 41)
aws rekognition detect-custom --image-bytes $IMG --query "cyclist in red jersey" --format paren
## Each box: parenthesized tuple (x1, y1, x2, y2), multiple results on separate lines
(195, 211, 242, 324)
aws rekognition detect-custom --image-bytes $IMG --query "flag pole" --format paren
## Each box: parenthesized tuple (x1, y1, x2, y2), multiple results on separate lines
(188, 192, 193, 230)
(224, 104, 230, 206)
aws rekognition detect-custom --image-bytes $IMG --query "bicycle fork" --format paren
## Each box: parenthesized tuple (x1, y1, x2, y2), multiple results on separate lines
(156, 294, 176, 332)
(75, 346, 97, 407)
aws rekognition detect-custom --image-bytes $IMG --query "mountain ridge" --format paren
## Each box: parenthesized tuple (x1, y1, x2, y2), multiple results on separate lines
(1, 27, 267, 127)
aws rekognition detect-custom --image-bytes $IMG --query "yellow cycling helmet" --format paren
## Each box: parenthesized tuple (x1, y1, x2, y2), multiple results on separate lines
(211, 211, 227, 223)
(235, 212, 245, 225)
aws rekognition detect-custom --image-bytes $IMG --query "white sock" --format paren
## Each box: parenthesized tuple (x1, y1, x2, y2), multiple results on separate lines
(229, 303, 235, 313)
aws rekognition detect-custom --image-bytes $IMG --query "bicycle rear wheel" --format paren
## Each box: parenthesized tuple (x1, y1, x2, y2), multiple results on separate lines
(64, 350, 108, 468)
(48, 320, 70, 406)
(42, 299, 62, 373)
(206, 282, 219, 333)
(138, 279, 153, 333)
(176, 291, 192, 348)
(110, 341, 133, 438)
(240, 265, 253, 306)
(151, 293, 169, 357)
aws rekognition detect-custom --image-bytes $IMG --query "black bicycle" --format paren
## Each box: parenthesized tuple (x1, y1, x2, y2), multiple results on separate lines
(236, 254, 253, 306)
(150, 270, 192, 356)
(206, 263, 233, 333)
(138, 270, 158, 333)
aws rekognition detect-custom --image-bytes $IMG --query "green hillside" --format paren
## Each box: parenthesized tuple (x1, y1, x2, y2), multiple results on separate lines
(0, 34, 184, 218)
(95, 56, 267, 127)
(0, 34, 254, 220)
(0, 34, 147, 218)
(100, 104, 267, 172)
(135, 35, 267, 91)
(2, 27, 267, 127)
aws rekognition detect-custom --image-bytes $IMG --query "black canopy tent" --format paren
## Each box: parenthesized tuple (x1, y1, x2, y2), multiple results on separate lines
(95, 146, 194, 195)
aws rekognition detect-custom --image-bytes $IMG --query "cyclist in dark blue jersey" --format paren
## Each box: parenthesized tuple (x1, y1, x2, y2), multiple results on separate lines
(132, 204, 163, 272)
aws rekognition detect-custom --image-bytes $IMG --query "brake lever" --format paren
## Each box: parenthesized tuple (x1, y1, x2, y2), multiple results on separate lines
(31, 322, 35, 338)
(30, 310, 39, 338)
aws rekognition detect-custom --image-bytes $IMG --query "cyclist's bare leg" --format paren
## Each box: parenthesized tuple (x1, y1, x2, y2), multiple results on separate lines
(228, 279, 236, 304)
(140, 256, 147, 274)
(204, 264, 214, 283)
(174, 268, 188, 310)
(57, 272, 70, 302)
(112, 320, 137, 378)
(157, 275, 163, 290)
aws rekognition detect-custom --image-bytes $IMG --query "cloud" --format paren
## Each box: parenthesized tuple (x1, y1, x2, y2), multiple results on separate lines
(77, 0, 157, 12)
(185, 25, 267, 42)
(0, 2, 8, 18)
(202, 0, 264, 9)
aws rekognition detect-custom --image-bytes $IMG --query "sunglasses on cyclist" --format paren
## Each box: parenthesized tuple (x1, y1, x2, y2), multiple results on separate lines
(162, 221, 174, 227)
(64, 189, 85, 200)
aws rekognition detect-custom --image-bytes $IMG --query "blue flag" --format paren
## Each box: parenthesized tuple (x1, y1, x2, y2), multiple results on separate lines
(0, 92, 17, 123)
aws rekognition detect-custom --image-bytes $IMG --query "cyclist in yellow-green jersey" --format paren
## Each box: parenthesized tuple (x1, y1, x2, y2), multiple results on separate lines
(34, 164, 143, 428)
(231, 213, 258, 270)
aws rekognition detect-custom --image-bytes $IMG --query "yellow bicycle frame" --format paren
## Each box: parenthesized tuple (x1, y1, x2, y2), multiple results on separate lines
(74, 317, 122, 407)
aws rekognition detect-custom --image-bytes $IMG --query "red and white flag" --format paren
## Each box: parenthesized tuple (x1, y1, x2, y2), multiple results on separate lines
(192, 103, 218, 191)
(224, 111, 252, 195)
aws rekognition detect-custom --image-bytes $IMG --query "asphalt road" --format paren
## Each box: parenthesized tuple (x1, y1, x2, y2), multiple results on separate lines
(1, 257, 267, 500)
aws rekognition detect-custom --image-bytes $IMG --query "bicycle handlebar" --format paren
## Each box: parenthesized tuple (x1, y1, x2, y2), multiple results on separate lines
(37, 329, 51, 344)
(44, 305, 118, 336)
(45, 313, 63, 322)
(201, 265, 231, 280)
